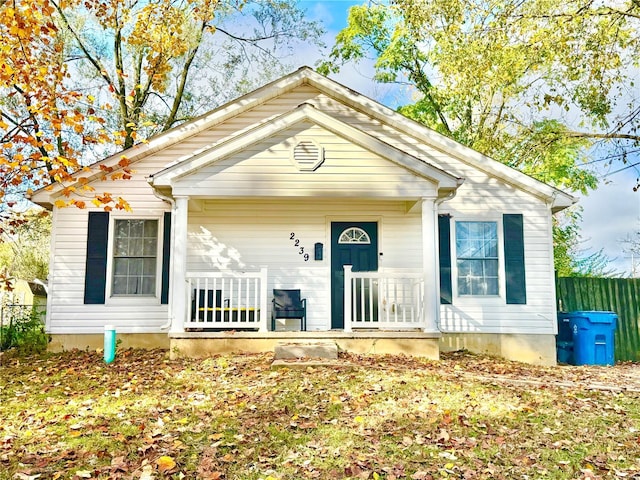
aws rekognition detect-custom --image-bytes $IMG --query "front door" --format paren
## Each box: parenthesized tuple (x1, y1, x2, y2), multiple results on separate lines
(331, 222, 378, 329)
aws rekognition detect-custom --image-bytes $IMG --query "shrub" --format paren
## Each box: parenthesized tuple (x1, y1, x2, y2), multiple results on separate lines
(0, 305, 48, 355)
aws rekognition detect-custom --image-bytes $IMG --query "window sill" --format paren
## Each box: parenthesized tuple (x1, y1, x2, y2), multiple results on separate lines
(106, 296, 162, 307)
(452, 295, 505, 305)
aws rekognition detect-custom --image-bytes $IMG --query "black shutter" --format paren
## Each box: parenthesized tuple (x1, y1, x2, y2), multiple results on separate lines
(84, 212, 109, 304)
(438, 214, 452, 304)
(161, 211, 171, 305)
(503, 214, 526, 304)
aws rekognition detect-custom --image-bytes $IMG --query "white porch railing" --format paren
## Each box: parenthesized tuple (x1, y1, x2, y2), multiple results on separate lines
(185, 268, 268, 332)
(344, 266, 425, 332)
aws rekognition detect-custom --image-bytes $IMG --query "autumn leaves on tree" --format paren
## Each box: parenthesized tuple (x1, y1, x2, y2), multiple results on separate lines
(1, 0, 151, 215)
(0, 0, 322, 222)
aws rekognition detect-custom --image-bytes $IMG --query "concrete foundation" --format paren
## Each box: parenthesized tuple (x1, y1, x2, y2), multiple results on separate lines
(47, 331, 555, 366)
(48, 333, 170, 352)
(169, 331, 441, 360)
(440, 333, 557, 366)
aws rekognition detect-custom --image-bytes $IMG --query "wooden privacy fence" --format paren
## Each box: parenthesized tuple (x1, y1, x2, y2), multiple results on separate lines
(556, 277, 640, 362)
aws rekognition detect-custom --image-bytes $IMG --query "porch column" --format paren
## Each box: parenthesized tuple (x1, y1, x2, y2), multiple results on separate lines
(421, 196, 440, 333)
(170, 196, 190, 333)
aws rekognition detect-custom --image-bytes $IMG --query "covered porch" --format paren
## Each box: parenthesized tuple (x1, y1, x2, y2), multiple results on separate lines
(166, 195, 447, 338)
(168, 226, 442, 359)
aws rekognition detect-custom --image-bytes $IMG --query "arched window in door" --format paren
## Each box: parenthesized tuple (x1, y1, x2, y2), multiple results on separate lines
(338, 227, 371, 244)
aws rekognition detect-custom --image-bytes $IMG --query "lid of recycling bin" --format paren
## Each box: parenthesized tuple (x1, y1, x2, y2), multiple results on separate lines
(569, 311, 617, 323)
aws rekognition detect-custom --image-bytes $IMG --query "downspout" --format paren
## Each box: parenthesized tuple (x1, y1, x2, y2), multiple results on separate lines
(540, 192, 559, 332)
(432, 181, 463, 331)
(435, 188, 459, 208)
(148, 177, 175, 331)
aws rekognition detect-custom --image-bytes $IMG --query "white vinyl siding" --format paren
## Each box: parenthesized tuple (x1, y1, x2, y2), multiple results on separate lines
(170, 122, 438, 199)
(297, 91, 556, 334)
(44, 197, 170, 334)
(439, 206, 556, 334)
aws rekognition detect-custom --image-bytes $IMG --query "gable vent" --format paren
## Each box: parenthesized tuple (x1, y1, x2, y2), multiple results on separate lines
(292, 140, 324, 171)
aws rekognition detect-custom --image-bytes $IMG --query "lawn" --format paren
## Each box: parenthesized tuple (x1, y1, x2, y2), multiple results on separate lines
(1, 349, 639, 480)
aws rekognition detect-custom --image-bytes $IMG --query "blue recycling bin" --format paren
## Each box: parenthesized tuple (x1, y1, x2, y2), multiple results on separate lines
(570, 311, 617, 366)
(556, 312, 574, 364)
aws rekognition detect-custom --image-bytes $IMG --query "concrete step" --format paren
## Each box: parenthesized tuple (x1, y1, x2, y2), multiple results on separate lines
(271, 358, 354, 370)
(274, 341, 338, 360)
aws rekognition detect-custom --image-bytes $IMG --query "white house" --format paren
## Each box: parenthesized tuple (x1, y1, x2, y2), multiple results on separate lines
(30, 67, 575, 365)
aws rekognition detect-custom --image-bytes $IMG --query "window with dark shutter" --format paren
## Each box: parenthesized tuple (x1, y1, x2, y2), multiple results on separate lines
(112, 219, 158, 296)
(455, 221, 499, 296)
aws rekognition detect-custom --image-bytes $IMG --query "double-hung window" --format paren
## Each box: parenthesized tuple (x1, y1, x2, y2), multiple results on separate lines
(112, 219, 158, 296)
(456, 221, 499, 296)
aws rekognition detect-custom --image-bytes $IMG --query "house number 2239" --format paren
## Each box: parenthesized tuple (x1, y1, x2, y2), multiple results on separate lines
(290, 232, 310, 261)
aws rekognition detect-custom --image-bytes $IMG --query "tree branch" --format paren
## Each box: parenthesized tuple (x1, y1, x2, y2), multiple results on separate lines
(601, 6, 640, 20)
(12, 86, 54, 175)
(403, 57, 452, 136)
(215, 26, 282, 44)
(564, 130, 640, 142)
(113, 19, 134, 149)
(51, 0, 114, 88)
(163, 22, 206, 131)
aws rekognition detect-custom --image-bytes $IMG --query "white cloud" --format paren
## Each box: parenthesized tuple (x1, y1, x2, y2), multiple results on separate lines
(578, 169, 640, 276)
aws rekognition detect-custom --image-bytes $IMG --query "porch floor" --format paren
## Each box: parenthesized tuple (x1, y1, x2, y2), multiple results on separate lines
(169, 330, 441, 360)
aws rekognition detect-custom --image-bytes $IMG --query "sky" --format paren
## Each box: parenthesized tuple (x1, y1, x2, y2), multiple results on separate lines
(297, 0, 640, 277)
(300, 0, 360, 30)
(579, 169, 640, 276)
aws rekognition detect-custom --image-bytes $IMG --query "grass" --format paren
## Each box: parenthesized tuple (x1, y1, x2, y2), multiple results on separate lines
(1, 349, 639, 479)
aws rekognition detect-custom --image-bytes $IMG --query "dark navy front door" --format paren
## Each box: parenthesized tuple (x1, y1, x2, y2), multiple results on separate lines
(331, 222, 378, 329)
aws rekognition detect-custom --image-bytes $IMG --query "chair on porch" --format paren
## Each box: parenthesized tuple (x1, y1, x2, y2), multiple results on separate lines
(191, 289, 224, 322)
(271, 289, 306, 331)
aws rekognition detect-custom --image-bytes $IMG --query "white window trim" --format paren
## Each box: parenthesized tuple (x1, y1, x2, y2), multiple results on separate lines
(451, 215, 505, 302)
(105, 213, 164, 306)
(338, 226, 371, 244)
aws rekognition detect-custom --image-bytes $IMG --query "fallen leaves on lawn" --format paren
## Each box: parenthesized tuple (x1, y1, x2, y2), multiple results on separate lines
(0, 349, 639, 479)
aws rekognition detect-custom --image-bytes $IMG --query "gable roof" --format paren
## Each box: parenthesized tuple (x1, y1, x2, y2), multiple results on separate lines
(30, 66, 575, 211)
(149, 102, 462, 192)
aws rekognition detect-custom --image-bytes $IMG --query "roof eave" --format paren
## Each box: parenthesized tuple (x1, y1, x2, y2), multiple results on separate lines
(550, 190, 578, 213)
